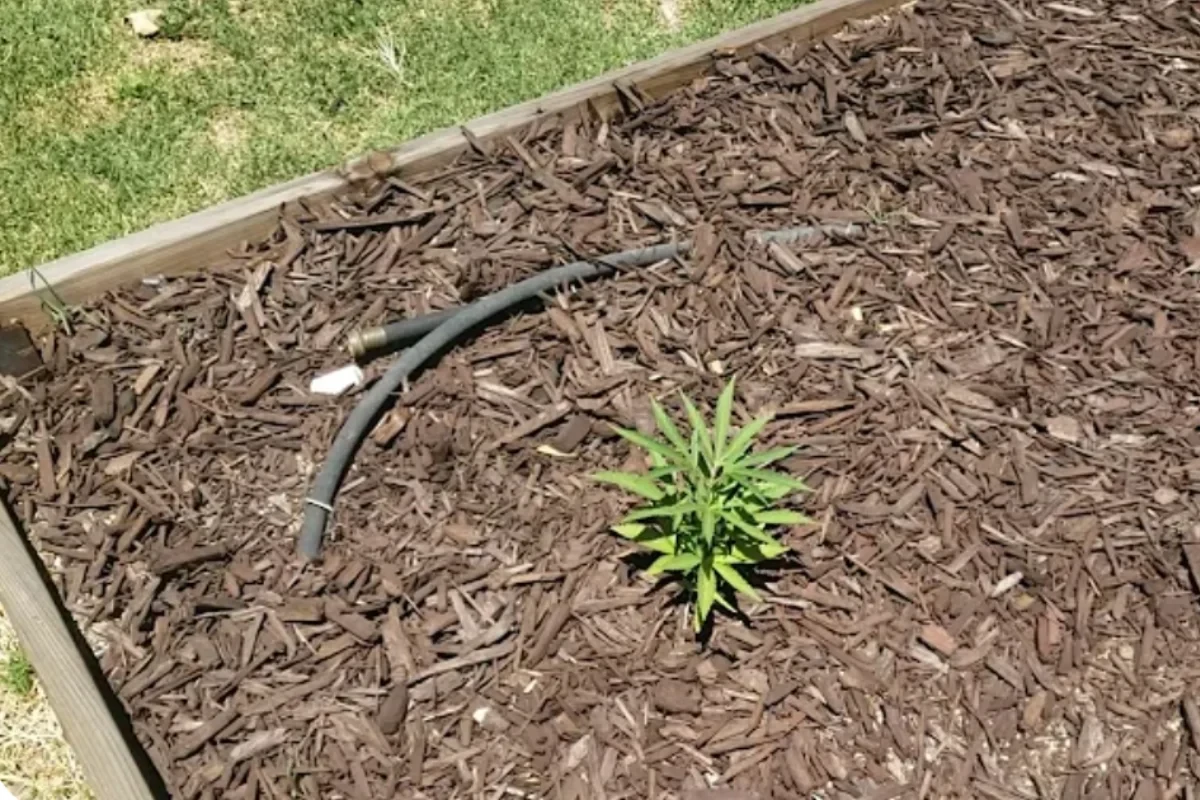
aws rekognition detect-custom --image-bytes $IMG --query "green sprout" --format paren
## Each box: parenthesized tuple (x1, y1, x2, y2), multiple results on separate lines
(30, 265, 74, 335)
(594, 378, 809, 631)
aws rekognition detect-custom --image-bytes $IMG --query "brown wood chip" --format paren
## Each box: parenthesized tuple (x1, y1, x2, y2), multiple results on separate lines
(16, 5, 1200, 796)
(919, 624, 957, 655)
(377, 683, 409, 736)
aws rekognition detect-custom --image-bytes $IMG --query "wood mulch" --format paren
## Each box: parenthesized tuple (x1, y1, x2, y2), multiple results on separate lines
(5, 0, 1200, 796)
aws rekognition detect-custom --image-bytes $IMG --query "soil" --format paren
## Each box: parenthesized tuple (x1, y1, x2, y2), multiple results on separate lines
(5, 0, 1200, 797)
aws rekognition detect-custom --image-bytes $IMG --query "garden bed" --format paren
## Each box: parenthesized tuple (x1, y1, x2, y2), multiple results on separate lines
(6, 0, 1200, 796)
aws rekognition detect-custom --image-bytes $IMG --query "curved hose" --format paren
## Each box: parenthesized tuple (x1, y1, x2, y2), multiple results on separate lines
(344, 223, 862, 359)
(299, 223, 860, 558)
(300, 240, 683, 558)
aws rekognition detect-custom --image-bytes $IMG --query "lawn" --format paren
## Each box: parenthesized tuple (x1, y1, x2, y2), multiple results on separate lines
(0, 0, 804, 275)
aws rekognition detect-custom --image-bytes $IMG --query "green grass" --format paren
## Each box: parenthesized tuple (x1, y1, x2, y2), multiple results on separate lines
(1, 645, 34, 698)
(0, 0, 805, 275)
(1, 641, 34, 700)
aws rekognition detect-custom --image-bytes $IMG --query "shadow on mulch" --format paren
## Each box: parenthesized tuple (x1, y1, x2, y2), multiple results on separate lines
(621, 549, 803, 645)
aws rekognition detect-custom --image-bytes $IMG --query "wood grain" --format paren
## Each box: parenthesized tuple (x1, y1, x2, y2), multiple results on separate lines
(0, 0, 900, 330)
(0, 504, 160, 800)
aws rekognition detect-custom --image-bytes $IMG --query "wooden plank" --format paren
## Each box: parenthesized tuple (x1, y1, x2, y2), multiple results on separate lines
(0, 0, 900, 330)
(0, 503, 160, 800)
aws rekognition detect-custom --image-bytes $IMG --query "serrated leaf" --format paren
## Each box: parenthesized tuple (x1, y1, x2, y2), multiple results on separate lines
(612, 522, 647, 539)
(624, 500, 698, 522)
(700, 504, 716, 545)
(713, 378, 736, 460)
(651, 399, 689, 454)
(730, 539, 787, 563)
(720, 508, 780, 545)
(714, 561, 762, 602)
(612, 523, 676, 554)
(753, 509, 811, 526)
(730, 467, 808, 493)
(593, 471, 665, 501)
(642, 536, 678, 554)
(713, 591, 736, 612)
(647, 552, 702, 575)
(754, 482, 794, 501)
(647, 465, 681, 481)
(723, 413, 771, 467)
(722, 495, 767, 517)
(680, 393, 714, 465)
(642, 535, 678, 554)
(612, 426, 686, 467)
(734, 445, 795, 469)
(695, 561, 717, 630)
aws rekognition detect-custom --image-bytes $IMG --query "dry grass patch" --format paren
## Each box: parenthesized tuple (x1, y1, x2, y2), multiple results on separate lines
(127, 38, 219, 72)
(208, 109, 249, 154)
(0, 611, 91, 800)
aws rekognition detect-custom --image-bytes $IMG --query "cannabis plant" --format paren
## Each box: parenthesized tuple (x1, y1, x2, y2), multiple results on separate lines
(594, 378, 809, 631)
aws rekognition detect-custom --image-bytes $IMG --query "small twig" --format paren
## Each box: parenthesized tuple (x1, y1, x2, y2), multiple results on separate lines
(525, 573, 580, 666)
(29, 265, 74, 334)
(172, 707, 239, 759)
(408, 641, 516, 685)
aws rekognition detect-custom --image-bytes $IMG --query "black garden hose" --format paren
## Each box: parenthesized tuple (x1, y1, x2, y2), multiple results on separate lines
(345, 307, 460, 358)
(298, 223, 859, 558)
(344, 223, 862, 359)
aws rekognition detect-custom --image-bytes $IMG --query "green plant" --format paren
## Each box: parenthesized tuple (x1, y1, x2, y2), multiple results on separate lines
(30, 266, 75, 334)
(594, 378, 809, 631)
(2, 644, 35, 697)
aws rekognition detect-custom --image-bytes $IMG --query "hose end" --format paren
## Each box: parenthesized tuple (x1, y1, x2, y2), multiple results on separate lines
(346, 327, 387, 359)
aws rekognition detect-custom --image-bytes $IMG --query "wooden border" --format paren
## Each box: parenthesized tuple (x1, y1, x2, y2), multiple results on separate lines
(0, 503, 162, 799)
(0, 0, 900, 331)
